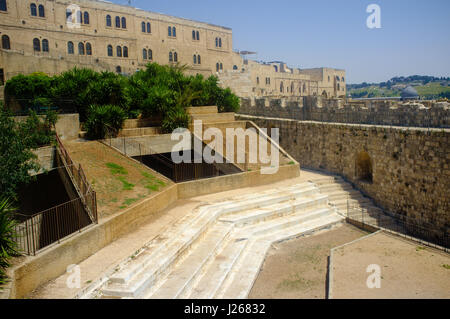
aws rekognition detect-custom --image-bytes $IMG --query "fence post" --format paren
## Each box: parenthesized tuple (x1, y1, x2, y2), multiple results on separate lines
(56, 206, 60, 244)
(30, 217, 36, 256)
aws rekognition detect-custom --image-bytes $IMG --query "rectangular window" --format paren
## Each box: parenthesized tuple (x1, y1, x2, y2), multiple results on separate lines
(0, 69, 5, 86)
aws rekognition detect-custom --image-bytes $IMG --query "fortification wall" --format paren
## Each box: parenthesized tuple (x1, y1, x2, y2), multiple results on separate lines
(239, 97, 450, 128)
(238, 115, 450, 232)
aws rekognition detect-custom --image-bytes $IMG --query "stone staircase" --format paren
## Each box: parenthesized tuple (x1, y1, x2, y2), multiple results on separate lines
(82, 182, 343, 299)
(308, 175, 395, 227)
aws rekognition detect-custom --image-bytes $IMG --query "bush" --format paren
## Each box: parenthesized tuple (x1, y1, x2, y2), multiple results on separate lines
(161, 106, 190, 133)
(84, 104, 127, 140)
(18, 110, 57, 148)
(4, 73, 54, 112)
(0, 196, 19, 287)
(51, 68, 100, 121)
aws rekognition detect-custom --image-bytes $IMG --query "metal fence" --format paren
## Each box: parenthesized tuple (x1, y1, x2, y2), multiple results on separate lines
(14, 192, 96, 256)
(13, 134, 98, 256)
(56, 134, 97, 222)
(346, 202, 449, 251)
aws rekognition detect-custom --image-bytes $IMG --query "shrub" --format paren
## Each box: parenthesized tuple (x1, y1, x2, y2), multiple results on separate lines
(18, 110, 57, 148)
(161, 106, 190, 133)
(51, 68, 100, 121)
(84, 104, 127, 140)
(0, 196, 19, 287)
(4, 73, 54, 112)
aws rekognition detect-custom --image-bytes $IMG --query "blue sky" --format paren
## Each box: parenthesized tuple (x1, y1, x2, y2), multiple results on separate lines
(109, 0, 450, 83)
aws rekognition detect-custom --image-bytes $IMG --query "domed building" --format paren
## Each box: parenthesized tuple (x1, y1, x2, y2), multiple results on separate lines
(401, 86, 420, 100)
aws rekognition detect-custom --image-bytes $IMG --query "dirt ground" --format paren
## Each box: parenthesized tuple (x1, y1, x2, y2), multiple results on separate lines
(331, 231, 450, 299)
(65, 140, 170, 219)
(249, 223, 369, 299)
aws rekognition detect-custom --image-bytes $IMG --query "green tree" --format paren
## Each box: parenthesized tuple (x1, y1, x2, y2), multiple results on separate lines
(0, 109, 40, 199)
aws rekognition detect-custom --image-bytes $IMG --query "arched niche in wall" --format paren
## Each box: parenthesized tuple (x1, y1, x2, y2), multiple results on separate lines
(355, 151, 373, 183)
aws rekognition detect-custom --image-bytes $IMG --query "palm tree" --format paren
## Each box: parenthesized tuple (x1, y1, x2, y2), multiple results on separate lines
(0, 196, 19, 286)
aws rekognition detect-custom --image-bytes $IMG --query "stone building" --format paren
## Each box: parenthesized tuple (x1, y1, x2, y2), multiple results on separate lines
(0, 0, 345, 99)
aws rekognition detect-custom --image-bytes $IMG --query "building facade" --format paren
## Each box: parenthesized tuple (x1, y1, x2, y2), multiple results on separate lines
(0, 0, 345, 99)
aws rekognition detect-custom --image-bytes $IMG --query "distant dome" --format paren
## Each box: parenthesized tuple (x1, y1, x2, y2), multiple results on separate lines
(401, 86, 419, 99)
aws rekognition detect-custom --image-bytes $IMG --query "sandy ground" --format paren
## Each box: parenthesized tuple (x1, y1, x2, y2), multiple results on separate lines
(330, 231, 450, 299)
(249, 224, 369, 299)
(65, 140, 170, 219)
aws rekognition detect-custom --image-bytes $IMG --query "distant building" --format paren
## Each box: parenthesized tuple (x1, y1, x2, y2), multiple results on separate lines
(401, 86, 420, 101)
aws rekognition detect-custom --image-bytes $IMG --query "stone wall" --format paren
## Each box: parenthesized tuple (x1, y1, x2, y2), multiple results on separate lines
(239, 97, 450, 128)
(238, 115, 450, 232)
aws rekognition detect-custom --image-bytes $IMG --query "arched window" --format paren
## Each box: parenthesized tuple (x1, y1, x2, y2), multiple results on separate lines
(116, 46, 122, 57)
(168, 26, 172, 37)
(141, 22, 146, 33)
(78, 42, 84, 55)
(147, 22, 151, 33)
(148, 49, 152, 60)
(193, 54, 197, 64)
(274, 65, 278, 72)
(173, 52, 178, 62)
(107, 45, 113, 57)
(67, 41, 74, 54)
(0, 0, 7, 12)
(192, 30, 196, 40)
(121, 17, 126, 29)
(233, 65, 238, 70)
(30, 3, 37, 16)
(291, 83, 294, 93)
(196, 31, 200, 41)
(216, 63, 219, 72)
(86, 42, 92, 55)
(123, 46, 128, 58)
(2, 35, 10, 50)
(33, 38, 40, 51)
(116, 66, 121, 74)
(77, 10, 82, 24)
(215, 38, 218, 47)
(106, 15, 112, 27)
(172, 27, 176, 37)
(256, 77, 260, 85)
(342, 77, 345, 82)
(169, 52, 173, 62)
(280, 82, 284, 93)
(143, 49, 147, 60)
(197, 55, 201, 64)
(337, 83, 340, 91)
(303, 84, 306, 93)
(38, 4, 45, 17)
(42, 39, 49, 52)
(220, 63, 223, 70)
(115, 16, 120, 28)
(219, 38, 222, 48)
(84, 12, 89, 24)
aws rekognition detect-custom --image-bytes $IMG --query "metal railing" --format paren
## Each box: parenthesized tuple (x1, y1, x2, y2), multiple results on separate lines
(12, 134, 99, 256)
(346, 202, 449, 251)
(14, 192, 96, 256)
(56, 133, 97, 223)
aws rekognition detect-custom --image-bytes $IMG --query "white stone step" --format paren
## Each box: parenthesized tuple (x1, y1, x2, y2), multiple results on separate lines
(309, 177, 343, 185)
(99, 183, 319, 297)
(326, 190, 363, 201)
(187, 238, 249, 299)
(219, 192, 327, 227)
(217, 213, 344, 299)
(146, 223, 233, 299)
(318, 183, 354, 192)
(236, 207, 333, 239)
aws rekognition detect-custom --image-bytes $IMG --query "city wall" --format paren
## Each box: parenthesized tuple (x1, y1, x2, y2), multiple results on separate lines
(239, 96, 450, 128)
(238, 114, 450, 232)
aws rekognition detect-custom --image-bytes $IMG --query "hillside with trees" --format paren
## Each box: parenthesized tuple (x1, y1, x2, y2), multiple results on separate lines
(347, 75, 450, 99)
